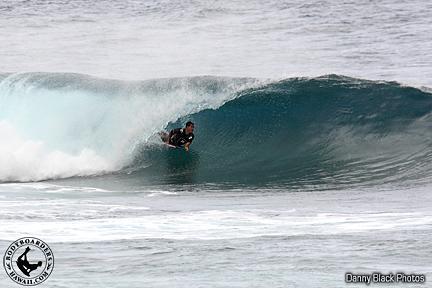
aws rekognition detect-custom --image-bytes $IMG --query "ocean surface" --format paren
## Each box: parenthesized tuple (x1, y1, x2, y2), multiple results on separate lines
(1, 0, 432, 287)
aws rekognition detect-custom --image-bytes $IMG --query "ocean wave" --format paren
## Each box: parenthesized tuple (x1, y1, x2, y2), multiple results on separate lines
(133, 75, 432, 187)
(1, 72, 431, 187)
(0, 72, 256, 181)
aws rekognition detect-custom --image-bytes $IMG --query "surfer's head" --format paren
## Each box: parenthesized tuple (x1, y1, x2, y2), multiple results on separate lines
(185, 121, 194, 134)
(38, 261, 42, 267)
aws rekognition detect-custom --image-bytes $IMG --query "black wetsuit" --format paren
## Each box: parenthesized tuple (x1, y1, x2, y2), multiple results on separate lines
(168, 128, 194, 147)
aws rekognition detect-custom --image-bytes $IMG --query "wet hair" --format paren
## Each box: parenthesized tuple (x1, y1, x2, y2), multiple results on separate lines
(185, 121, 194, 127)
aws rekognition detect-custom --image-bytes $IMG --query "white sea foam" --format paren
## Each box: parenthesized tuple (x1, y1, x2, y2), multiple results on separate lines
(0, 209, 430, 243)
(0, 120, 113, 181)
(0, 73, 257, 182)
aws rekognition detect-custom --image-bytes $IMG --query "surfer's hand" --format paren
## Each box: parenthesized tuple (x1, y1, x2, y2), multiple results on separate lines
(184, 142, 191, 152)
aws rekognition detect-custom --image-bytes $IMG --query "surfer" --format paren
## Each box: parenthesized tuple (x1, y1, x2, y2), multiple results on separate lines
(16, 247, 42, 276)
(159, 121, 195, 151)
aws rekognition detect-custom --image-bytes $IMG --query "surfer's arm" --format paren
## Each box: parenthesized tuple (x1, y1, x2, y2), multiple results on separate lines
(165, 130, 174, 143)
(184, 142, 191, 152)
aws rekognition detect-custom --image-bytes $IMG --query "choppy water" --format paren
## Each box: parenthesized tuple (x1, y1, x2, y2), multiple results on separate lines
(1, 0, 432, 86)
(1, 0, 432, 287)
(0, 183, 431, 287)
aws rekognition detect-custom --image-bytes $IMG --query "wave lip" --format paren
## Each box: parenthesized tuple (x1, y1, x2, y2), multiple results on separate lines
(0, 72, 257, 182)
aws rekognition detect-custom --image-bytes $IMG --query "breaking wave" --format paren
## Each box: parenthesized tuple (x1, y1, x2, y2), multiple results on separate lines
(1, 72, 432, 187)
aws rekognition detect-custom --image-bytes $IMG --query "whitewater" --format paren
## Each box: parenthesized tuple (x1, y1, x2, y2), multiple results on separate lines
(0, 0, 431, 287)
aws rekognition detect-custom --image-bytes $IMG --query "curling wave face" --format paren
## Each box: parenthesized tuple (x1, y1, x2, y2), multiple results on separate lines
(0, 72, 256, 182)
(1, 73, 432, 187)
(134, 75, 432, 187)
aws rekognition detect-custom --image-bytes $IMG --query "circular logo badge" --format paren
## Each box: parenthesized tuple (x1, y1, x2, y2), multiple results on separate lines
(3, 237, 54, 286)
